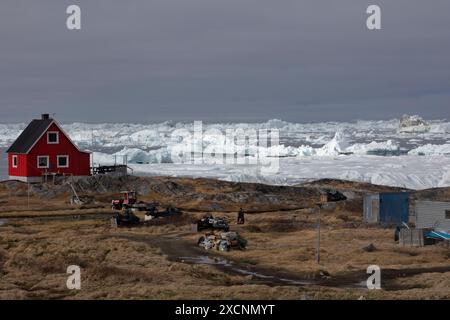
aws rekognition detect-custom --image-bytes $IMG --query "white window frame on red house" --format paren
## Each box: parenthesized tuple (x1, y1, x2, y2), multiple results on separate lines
(57, 155, 69, 168)
(47, 131, 59, 144)
(37, 156, 50, 169)
(12, 155, 18, 168)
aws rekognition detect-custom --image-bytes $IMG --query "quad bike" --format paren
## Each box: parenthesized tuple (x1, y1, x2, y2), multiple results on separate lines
(144, 206, 182, 220)
(196, 215, 230, 232)
(111, 209, 141, 227)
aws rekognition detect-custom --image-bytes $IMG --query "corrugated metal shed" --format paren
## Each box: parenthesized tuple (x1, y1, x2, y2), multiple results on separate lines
(379, 192, 409, 224)
(415, 201, 450, 231)
(363, 194, 379, 223)
(363, 192, 409, 224)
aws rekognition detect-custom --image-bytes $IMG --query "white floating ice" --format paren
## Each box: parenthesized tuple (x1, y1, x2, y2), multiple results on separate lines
(2, 117, 450, 189)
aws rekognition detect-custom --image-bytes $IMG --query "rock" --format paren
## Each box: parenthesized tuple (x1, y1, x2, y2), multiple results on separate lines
(319, 270, 331, 278)
(363, 243, 377, 252)
(313, 269, 331, 279)
(325, 190, 347, 202)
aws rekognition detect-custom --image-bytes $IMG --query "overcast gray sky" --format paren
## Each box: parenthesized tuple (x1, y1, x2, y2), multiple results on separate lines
(0, 0, 449, 123)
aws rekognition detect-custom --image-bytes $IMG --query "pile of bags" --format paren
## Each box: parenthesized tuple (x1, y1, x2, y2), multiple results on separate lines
(198, 231, 247, 252)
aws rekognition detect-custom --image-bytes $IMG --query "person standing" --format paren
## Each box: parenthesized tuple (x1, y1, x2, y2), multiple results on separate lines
(237, 208, 245, 224)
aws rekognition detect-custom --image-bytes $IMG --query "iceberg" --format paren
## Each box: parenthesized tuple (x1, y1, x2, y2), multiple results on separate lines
(346, 140, 400, 156)
(1, 116, 450, 190)
(316, 131, 350, 156)
(408, 144, 450, 156)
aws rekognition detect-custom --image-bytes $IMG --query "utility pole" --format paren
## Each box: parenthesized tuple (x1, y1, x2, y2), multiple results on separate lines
(316, 194, 328, 264)
(316, 203, 321, 264)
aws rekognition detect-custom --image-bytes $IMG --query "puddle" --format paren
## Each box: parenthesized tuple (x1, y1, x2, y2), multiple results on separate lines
(179, 255, 232, 266)
(233, 269, 316, 286)
(278, 277, 315, 286)
(177, 253, 316, 286)
(11, 213, 113, 222)
(234, 268, 275, 279)
(35, 213, 112, 221)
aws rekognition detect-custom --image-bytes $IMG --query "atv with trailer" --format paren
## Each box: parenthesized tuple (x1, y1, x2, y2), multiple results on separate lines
(143, 205, 182, 221)
(196, 215, 230, 232)
(112, 191, 145, 210)
(111, 191, 182, 227)
(111, 209, 141, 227)
(112, 191, 160, 213)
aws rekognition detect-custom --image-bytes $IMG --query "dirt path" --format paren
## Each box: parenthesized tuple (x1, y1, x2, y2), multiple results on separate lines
(116, 232, 450, 291)
(116, 233, 364, 289)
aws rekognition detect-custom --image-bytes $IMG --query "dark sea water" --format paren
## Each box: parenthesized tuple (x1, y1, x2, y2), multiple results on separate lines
(0, 148, 7, 181)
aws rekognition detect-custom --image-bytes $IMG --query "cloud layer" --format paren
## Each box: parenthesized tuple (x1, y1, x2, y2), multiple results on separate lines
(0, 0, 449, 122)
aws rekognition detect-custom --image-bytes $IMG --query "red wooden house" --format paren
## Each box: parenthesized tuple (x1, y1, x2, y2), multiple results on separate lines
(6, 114, 91, 183)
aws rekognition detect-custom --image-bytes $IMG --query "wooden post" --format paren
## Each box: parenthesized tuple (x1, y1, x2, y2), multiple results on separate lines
(317, 204, 321, 264)
(91, 152, 94, 175)
(27, 182, 30, 209)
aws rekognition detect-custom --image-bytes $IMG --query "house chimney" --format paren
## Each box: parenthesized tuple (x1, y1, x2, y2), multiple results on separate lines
(41, 114, 50, 120)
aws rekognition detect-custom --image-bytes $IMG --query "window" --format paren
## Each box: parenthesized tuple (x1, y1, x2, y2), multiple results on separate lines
(47, 132, 59, 144)
(446, 210, 450, 220)
(57, 155, 69, 168)
(37, 156, 49, 168)
(13, 155, 19, 168)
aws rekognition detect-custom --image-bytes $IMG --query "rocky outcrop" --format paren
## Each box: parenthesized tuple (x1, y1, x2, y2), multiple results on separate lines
(0, 176, 349, 212)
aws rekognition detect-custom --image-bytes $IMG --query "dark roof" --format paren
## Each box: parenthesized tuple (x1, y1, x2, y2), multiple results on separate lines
(6, 118, 54, 154)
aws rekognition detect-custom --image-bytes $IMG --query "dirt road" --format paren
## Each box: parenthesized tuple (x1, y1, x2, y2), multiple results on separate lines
(115, 232, 450, 291)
